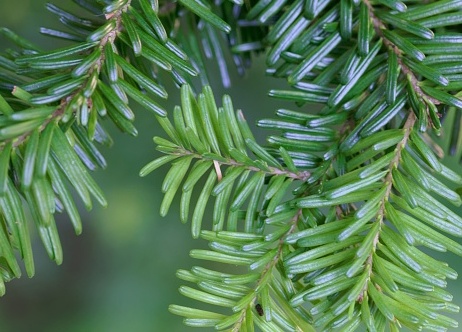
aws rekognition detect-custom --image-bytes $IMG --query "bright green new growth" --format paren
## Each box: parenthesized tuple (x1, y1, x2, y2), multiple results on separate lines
(1, 0, 462, 330)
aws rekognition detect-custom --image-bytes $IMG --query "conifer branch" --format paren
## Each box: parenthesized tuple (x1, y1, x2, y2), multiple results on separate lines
(360, 111, 416, 302)
(232, 209, 302, 332)
(363, 0, 440, 106)
(1, 1, 462, 331)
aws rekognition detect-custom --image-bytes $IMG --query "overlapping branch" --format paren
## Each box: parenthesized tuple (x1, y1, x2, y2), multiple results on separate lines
(1, 1, 462, 331)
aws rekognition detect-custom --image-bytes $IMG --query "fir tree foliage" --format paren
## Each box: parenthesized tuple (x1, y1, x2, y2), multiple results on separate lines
(1, 0, 462, 331)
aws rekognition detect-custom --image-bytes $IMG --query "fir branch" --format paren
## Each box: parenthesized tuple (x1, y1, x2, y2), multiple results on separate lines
(363, 0, 440, 106)
(360, 111, 416, 301)
(2, 1, 462, 330)
(232, 209, 302, 332)
(141, 85, 311, 236)
(1, 1, 131, 152)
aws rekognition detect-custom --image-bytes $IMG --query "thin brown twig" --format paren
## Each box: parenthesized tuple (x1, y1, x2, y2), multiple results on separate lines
(178, 148, 311, 181)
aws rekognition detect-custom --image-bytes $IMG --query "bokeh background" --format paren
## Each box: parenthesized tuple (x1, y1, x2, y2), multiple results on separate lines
(0, 1, 461, 331)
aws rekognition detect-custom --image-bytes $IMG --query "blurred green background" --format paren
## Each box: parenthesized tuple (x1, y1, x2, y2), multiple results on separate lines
(0, 1, 461, 331)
